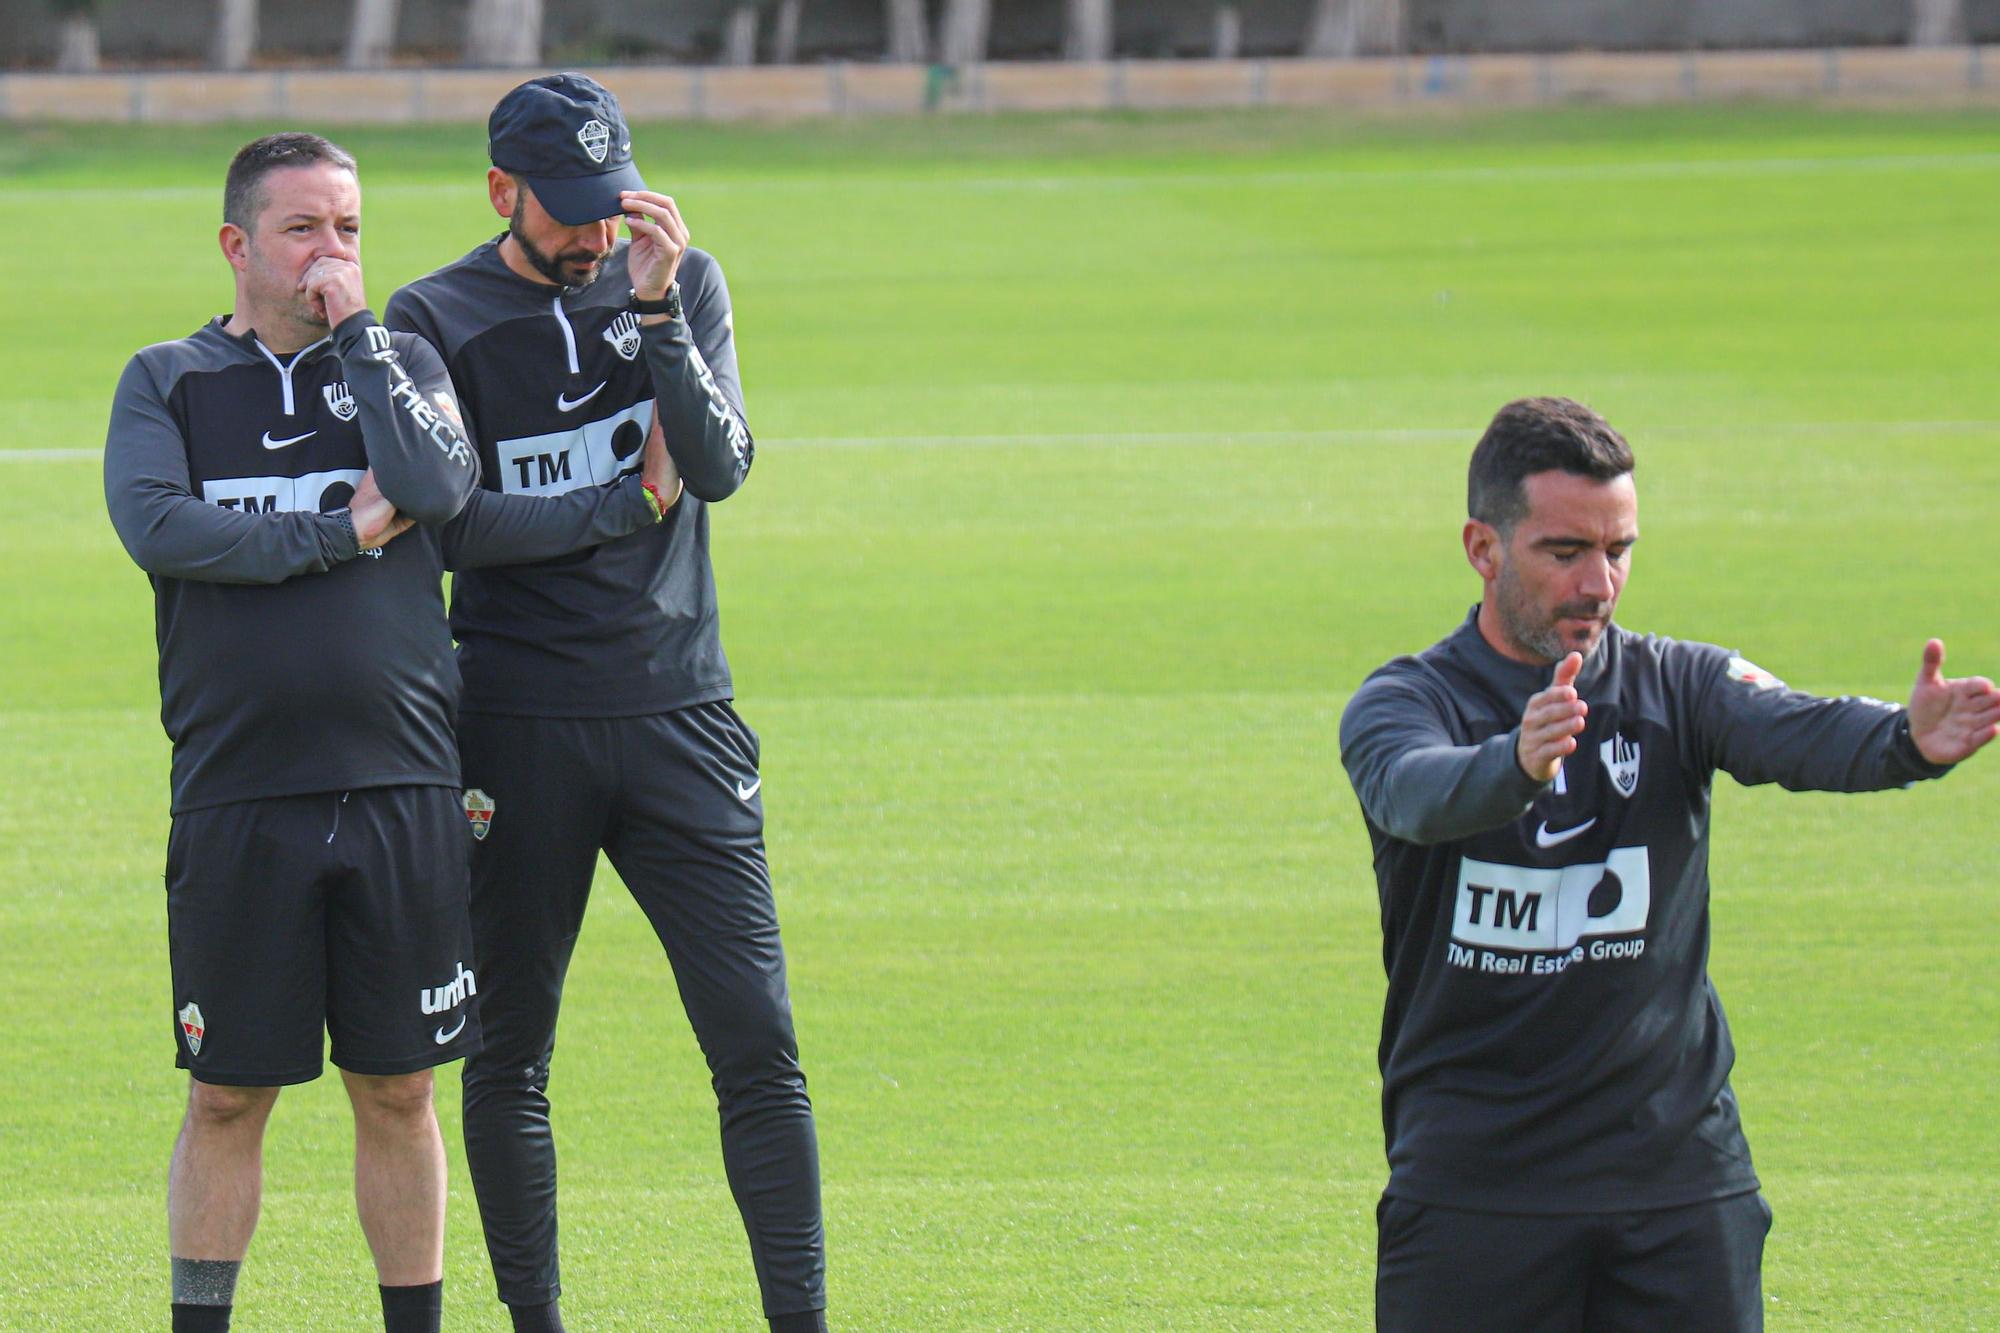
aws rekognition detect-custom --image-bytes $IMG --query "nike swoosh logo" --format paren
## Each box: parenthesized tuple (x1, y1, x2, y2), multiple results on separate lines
(1535, 818, 1597, 849)
(557, 382, 606, 412)
(736, 777, 761, 801)
(433, 1015, 468, 1045)
(262, 429, 316, 450)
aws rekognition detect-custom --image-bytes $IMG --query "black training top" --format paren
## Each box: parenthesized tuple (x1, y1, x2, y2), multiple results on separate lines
(1339, 609, 1951, 1214)
(386, 239, 752, 719)
(104, 310, 659, 814)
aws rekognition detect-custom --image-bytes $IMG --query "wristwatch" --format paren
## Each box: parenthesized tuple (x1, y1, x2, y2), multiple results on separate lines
(630, 283, 682, 319)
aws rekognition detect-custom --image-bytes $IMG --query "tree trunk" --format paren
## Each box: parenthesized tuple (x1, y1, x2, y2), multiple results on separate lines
(724, 3, 759, 65)
(1910, 0, 1966, 45)
(464, 0, 543, 67)
(1062, 0, 1112, 61)
(885, 0, 928, 62)
(772, 0, 803, 64)
(1212, 3, 1240, 59)
(345, 0, 399, 68)
(938, 0, 989, 65)
(55, 16, 101, 72)
(212, 0, 258, 70)
(1302, 0, 1403, 57)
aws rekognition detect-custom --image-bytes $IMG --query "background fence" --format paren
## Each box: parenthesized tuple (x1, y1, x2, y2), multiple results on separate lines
(3, 45, 1996, 123)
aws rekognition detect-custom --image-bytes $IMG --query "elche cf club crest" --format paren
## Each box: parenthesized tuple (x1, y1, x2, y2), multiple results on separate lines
(603, 311, 642, 362)
(323, 381, 358, 421)
(462, 788, 496, 841)
(178, 1001, 205, 1055)
(577, 118, 611, 164)
(1600, 734, 1641, 798)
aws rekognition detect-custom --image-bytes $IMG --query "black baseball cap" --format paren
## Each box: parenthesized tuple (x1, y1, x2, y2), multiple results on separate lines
(488, 73, 645, 225)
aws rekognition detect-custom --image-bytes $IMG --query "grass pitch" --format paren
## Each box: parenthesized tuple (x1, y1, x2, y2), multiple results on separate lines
(2, 103, 1998, 1329)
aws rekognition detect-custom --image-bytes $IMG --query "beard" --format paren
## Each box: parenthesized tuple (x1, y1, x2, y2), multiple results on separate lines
(1494, 558, 1612, 664)
(510, 209, 611, 291)
(247, 251, 331, 337)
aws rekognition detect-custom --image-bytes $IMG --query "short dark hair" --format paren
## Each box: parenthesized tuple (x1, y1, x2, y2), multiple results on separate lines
(223, 133, 357, 230)
(1467, 397, 1634, 532)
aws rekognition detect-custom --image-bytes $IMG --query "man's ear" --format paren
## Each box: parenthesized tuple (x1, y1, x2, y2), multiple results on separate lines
(218, 222, 250, 273)
(1463, 518, 1503, 582)
(488, 167, 516, 220)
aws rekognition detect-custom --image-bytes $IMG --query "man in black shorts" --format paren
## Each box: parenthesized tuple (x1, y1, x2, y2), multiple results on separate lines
(105, 133, 674, 1333)
(386, 74, 825, 1333)
(1338, 397, 2000, 1331)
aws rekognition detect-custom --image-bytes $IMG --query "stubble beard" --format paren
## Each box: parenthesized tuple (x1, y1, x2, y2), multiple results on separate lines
(510, 210, 608, 292)
(1494, 558, 1609, 664)
(247, 246, 331, 343)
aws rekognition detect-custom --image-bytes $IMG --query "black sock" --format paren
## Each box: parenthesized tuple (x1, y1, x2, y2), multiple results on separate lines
(770, 1311, 828, 1333)
(508, 1299, 566, 1333)
(171, 1256, 239, 1332)
(380, 1279, 443, 1333)
(171, 1305, 232, 1333)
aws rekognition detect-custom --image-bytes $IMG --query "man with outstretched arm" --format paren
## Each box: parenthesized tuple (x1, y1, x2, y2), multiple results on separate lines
(386, 73, 824, 1333)
(104, 132, 675, 1333)
(1338, 396, 2000, 1332)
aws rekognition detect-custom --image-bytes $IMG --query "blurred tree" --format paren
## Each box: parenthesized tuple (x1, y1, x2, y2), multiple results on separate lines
(1213, 1, 1241, 59)
(212, 0, 258, 70)
(938, 0, 988, 64)
(1910, 0, 1965, 44)
(773, 0, 803, 63)
(49, 0, 101, 72)
(724, 2, 758, 64)
(465, 0, 542, 66)
(886, 0, 928, 62)
(1063, 0, 1112, 61)
(1303, 0, 1402, 56)
(345, 0, 398, 68)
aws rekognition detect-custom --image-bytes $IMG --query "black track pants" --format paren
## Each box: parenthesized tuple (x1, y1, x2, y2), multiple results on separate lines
(456, 703, 825, 1318)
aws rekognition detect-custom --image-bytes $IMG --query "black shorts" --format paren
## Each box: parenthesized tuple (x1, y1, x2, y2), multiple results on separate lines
(165, 784, 481, 1086)
(1375, 1191, 1771, 1332)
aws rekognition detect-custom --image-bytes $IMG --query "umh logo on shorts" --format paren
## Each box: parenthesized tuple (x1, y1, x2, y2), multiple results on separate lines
(178, 1001, 205, 1055)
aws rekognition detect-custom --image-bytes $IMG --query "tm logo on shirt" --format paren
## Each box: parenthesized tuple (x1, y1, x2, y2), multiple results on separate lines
(1448, 848, 1651, 975)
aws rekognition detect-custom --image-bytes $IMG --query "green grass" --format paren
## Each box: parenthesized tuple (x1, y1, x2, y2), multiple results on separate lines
(2, 103, 1998, 1328)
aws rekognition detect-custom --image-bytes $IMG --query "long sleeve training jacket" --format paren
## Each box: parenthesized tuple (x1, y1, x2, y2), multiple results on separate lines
(1338, 610, 1951, 1214)
(105, 310, 656, 813)
(385, 240, 751, 720)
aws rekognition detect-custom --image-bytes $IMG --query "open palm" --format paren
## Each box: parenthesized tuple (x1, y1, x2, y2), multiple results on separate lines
(1908, 639, 2000, 765)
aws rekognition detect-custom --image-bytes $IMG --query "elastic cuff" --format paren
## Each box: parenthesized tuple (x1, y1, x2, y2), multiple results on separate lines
(330, 508, 361, 559)
(330, 307, 383, 352)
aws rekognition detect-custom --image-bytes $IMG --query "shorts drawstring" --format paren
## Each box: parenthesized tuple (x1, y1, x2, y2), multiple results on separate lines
(326, 791, 350, 844)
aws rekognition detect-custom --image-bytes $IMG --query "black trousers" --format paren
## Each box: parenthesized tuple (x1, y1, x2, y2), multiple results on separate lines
(1376, 1191, 1771, 1332)
(457, 704, 825, 1318)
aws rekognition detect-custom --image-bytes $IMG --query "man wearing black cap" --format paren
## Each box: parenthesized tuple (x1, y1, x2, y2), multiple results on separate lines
(386, 74, 825, 1333)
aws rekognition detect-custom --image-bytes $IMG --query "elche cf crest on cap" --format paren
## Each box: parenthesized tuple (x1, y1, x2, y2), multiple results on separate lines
(463, 788, 496, 841)
(178, 1001, 205, 1055)
(487, 72, 646, 226)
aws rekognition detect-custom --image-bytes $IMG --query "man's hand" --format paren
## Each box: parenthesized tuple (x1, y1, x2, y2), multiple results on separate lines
(619, 191, 689, 301)
(1518, 652, 1588, 783)
(349, 470, 413, 550)
(1908, 638, 2000, 765)
(302, 256, 368, 329)
(641, 411, 683, 510)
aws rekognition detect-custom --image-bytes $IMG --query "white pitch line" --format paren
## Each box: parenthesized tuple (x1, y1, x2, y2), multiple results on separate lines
(8, 150, 1999, 205)
(15, 418, 2000, 463)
